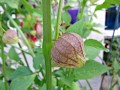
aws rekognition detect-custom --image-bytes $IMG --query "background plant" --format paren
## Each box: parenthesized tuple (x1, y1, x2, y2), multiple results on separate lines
(104, 37, 120, 89)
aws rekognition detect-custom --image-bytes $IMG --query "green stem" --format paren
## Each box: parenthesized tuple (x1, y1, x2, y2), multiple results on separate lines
(18, 43, 30, 68)
(42, 0, 52, 90)
(1, 44, 8, 90)
(54, 0, 64, 40)
(79, 0, 87, 19)
(7, 13, 35, 58)
(0, 22, 5, 32)
(12, 45, 31, 55)
(86, 80, 92, 90)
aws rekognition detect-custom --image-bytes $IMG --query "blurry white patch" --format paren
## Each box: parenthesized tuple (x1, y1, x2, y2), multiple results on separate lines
(0, 6, 4, 14)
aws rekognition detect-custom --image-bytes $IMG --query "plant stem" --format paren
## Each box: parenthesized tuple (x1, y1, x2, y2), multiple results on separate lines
(1, 44, 8, 90)
(54, 0, 64, 40)
(42, 0, 52, 90)
(86, 80, 92, 90)
(18, 43, 30, 68)
(7, 13, 35, 58)
(79, 0, 87, 19)
(12, 45, 31, 55)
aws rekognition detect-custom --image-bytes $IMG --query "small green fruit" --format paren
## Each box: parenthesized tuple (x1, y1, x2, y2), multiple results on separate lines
(2, 30, 19, 44)
(51, 33, 86, 68)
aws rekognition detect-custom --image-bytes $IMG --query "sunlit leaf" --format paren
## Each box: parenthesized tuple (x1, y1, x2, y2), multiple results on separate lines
(10, 74, 36, 90)
(66, 19, 85, 37)
(84, 39, 107, 59)
(62, 12, 71, 25)
(70, 82, 80, 90)
(33, 48, 45, 70)
(63, 5, 73, 10)
(95, 0, 120, 10)
(0, 0, 5, 3)
(0, 80, 5, 90)
(74, 60, 108, 80)
(6, 0, 18, 9)
(39, 84, 46, 90)
(11, 66, 32, 80)
(8, 47, 21, 61)
(118, 78, 120, 86)
(6, 67, 15, 80)
(113, 60, 119, 73)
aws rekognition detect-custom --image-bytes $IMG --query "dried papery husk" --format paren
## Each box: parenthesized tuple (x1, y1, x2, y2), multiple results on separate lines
(51, 33, 86, 68)
(2, 30, 19, 44)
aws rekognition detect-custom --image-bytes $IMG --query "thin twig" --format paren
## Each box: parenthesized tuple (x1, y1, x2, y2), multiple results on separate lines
(18, 43, 30, 68)
(86, 80, 92, 90)
(54, 0, 64, 40)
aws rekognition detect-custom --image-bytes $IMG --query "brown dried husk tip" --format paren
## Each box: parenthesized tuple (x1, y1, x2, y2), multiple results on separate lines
(51, 33, 86, 68)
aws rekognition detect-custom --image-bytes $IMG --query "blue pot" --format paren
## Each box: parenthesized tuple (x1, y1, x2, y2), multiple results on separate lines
(105, 6, 120, 30)
(67, 8, 79, 24)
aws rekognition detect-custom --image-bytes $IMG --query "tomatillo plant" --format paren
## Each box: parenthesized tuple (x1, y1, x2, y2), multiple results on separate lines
(0, 0, 118, 90)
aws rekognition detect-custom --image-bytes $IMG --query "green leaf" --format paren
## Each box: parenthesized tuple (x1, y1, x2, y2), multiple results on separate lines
(63, 5, 73, 10)
(8, 47, 21, 61)
(10, 74, 36, 90)
(70, 82, 80, 90)
(52, 77, 57, 88)
(0, 28, 3, 37)
(11, 66, 32, 80)
(84, 46, 100, 59)
(95, 0, 120, 11)
(54, 69, 63, 77)
(6, 0, 18, 9)
(93, 23, 106, 28)
(63, 81, 80, 90)
(21, 0, 34, 13)
(39, 84, 46, 90)
(6, 67, 15, 80)
(81, 87, 87, 90)
(62, 12, 71, 25)
(66, 19, 85, 37)
(82, 28, 91, 38)
(33, 48, 45, 70)
(74, 60, 108, 80)
(118, 78, 120, 86)
(0, 0, 5, 3)
(84, 39, 107, 59)
(85, 39, 106, 50)
(59, 76, 73, 87)
(32, 9, 42, 18)
(113, 60, 119, 73)
(0, 80, 5, 90)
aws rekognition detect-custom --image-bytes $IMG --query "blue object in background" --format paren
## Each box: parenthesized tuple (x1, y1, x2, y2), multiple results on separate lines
(105, 6, 120, 30)
(67, 8, 79, 24)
